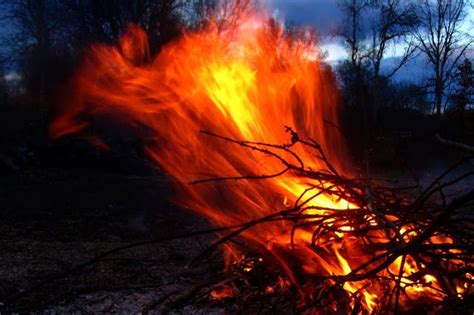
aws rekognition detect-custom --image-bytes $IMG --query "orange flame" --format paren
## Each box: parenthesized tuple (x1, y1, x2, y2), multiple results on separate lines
(49, 5, 466, 312)
(210, 285, 234, 300)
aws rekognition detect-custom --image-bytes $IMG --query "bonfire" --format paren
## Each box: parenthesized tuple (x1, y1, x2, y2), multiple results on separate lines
(45, 3, 473, 313)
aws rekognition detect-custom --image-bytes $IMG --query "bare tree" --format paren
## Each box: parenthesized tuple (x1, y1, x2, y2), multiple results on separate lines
(337, 0, 372, 173)
(186, 0, 257, 31)
(337, 0, 420, 174)
(337, 0, 417, 104)
(62, 0, 185, 54)
(413, 0, 472, 117)
(2, 0, 187, 94)
(338, 0, 371, 83)
(369, 0, 418, 80)
(186, 0, 218, 28)
(4, 0, 66, 102)
(366, 0, 419, 124)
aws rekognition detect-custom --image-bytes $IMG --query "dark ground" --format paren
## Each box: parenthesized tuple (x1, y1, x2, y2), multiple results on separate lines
(0, 153, 225, 313)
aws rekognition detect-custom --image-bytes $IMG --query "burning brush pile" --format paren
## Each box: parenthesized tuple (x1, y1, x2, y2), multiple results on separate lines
(190, 129, 474, 313)
(49, 4, 473, 313)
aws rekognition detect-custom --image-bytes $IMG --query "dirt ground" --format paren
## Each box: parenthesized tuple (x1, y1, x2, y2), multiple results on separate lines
(0, 168, 225, 314)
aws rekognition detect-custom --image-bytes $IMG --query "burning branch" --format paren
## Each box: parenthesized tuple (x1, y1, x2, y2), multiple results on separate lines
(4, 128, 472, 314)
(188, 128, 474, 313)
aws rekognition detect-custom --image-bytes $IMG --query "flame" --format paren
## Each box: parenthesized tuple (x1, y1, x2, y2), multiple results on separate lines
(49, 4, 469, 312)
(210, 286, 234, 300)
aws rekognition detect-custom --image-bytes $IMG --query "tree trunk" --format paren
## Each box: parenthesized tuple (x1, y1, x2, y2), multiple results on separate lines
(434, 77, 444, 117)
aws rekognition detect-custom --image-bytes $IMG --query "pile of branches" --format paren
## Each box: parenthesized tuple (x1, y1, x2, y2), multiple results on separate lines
(2, 128, 472, 314)
(187, 127, 474, 313)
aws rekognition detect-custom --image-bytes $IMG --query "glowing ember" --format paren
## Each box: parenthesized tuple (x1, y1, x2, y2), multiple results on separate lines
(49, 3, 472, 312)
(210, 286, 234, 300)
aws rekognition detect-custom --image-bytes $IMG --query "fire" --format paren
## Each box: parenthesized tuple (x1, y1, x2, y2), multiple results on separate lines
(210, 286, 234, 300)
(49, 3, 471, 313)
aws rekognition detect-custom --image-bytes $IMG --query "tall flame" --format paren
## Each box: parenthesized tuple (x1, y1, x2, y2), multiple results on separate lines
(49, 7, 457, 312)
(50, 15, 348, 232)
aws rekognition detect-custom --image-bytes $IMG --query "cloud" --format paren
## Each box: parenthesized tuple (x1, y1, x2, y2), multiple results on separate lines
(269, 0, 342, 34)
